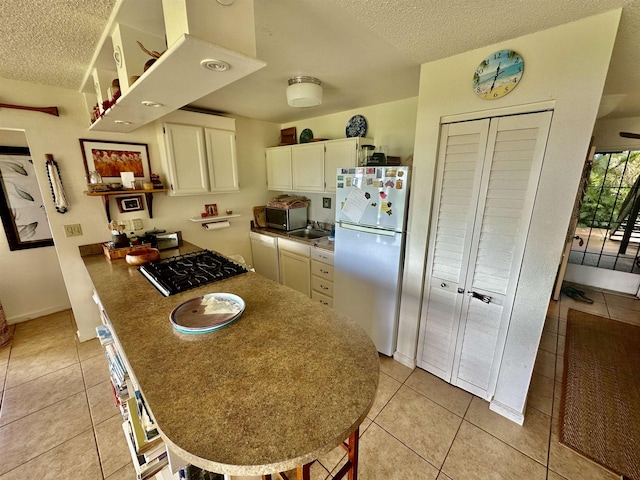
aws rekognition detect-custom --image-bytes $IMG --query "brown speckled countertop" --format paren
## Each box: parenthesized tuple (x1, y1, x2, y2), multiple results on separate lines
(83, 242, 378, 476)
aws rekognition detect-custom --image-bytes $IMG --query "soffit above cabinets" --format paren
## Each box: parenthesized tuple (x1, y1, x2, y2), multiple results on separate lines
(81, 0, 266, 133)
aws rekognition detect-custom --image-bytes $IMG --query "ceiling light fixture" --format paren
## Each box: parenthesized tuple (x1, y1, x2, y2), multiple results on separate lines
(201, 59, 231, 72)
(287, 76, 322, 107)
(114, 120, 132, 125)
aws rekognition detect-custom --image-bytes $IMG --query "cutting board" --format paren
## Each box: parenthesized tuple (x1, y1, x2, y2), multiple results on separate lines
(253, 206, 267, 227)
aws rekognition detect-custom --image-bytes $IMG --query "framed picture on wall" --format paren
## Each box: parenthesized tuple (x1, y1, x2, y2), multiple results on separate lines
(0, 146, 54, 250)
(79, 139, 151, 183)
(116, 195, 144, 213)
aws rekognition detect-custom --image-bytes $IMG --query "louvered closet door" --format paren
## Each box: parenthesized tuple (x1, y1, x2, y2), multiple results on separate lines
(452, 111, 552, 398)
(417, 119, 490, 380)
(418, 111, 552, 399)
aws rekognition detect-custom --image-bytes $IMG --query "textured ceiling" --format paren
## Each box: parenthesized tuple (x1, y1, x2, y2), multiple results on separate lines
(0, 0, 116, 88)
(1, 0, 639, 124)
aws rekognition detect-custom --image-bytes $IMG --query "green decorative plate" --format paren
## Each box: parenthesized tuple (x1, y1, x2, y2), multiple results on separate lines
(300, 128, 314, 143)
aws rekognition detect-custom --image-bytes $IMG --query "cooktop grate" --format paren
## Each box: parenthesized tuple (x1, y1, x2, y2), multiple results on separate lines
(139, 250, 248, 296)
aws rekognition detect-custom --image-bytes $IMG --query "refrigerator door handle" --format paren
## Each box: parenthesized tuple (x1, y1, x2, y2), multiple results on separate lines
(339, 221, 397, 236)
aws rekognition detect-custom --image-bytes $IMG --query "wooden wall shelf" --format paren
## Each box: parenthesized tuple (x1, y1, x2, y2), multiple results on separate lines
(85, 189, 168, 222)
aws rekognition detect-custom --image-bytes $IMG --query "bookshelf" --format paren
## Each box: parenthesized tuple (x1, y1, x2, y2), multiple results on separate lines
(96, 322, 170, 479)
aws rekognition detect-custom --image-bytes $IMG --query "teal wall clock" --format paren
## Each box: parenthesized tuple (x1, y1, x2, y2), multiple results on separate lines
(473, 49, 524, 99)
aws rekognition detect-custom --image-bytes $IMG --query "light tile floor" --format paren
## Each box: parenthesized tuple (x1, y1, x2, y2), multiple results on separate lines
(0, 284, 638, 479)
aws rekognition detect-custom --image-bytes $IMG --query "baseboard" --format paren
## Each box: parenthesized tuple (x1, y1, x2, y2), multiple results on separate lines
(393, 350, 416, 369)
(489, 399, 525, 425)
(6, 304, 71, 325)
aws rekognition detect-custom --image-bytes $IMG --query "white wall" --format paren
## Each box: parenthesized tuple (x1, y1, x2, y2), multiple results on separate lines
(397, 10, 621, 423)
(280, 97, 418, 224)
(0, 129, 71, 321)
(0, 77, 277, 339)
(592, 115, 640, 152)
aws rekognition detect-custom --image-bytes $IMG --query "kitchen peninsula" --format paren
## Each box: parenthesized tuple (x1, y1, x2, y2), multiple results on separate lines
(81, 241, 379, 478)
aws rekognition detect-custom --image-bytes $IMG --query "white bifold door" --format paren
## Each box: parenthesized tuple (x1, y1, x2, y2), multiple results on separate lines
(417, 111, 552, 400)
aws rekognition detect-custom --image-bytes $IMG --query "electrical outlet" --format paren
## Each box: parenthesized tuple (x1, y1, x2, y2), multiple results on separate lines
(132, 218, 144, 230)
(64, 224, 83, 237)
(322, 197, 331, 208)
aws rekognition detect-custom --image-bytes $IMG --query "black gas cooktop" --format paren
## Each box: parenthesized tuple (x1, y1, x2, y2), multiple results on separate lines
(139, 250, 248, 296)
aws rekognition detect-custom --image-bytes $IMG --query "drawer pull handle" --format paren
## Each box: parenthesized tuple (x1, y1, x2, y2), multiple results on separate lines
(320, 269, 329, 274)
(322, 285, 329, 290)
(441, 282, 446, 287)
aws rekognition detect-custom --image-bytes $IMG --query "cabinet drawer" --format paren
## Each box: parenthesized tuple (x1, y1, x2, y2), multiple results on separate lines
(311, 248, 334, 265)
(311, 275, 334, 297)
(311, 260, 334, 280)
(278, 237, 311, 256)
(312, 291, 333, 307)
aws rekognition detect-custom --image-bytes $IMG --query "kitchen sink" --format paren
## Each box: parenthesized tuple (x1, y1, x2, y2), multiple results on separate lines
(288, 229, 331, 240)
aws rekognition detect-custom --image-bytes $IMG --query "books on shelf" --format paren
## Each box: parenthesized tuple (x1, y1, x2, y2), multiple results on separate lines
(135, 390, 159, 441)
(109, 377, 129, 411)
(105, 343, 128, 387)
(126, 397, 162, 455)
(96, 324, 114, 345)
(122, 421, 168, 480)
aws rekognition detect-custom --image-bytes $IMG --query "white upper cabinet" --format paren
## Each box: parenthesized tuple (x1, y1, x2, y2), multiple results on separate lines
(292, 143, 324, 192)
(205, 128, 238, 192)
(266, 147, 293, 191)
(266, 137, 372, 193)
(324, 138, 365, 193)
(163, 123, 209, 195)
(157, 111, 238, 196)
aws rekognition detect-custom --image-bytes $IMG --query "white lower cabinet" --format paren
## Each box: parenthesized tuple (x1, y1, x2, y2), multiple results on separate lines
(278, 238, 311, 297)
(417, 111, 552, 400)
(311, 248, 334, 307)
(270, 236, 335, 303)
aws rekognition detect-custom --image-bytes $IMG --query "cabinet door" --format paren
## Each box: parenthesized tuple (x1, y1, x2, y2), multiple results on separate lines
(205, 128, 238, 192)
(324, 139, 358, 192)
(279, 250, 311, 297)
(292, 143, 324, 192)
(418, 119, 490, 381)
(266, 147, 292, 191)
(163, 123, 209, 195)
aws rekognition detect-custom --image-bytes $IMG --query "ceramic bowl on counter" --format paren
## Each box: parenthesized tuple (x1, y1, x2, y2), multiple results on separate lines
(125, 247, 160, 266)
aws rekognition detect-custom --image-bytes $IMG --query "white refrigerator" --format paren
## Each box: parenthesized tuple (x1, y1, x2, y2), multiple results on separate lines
(333, 166, 411, 356)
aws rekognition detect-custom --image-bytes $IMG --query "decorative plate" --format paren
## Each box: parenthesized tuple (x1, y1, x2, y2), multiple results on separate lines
(300, 128, 314, 143)
(170, 293, 245, 334)
(473, 49, 524, 100)
(346, 115, 367, 138)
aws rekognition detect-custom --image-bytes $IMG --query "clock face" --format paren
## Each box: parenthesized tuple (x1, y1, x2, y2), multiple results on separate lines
(473, 49, 524, 99)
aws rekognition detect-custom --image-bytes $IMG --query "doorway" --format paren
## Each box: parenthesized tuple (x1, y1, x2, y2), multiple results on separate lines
(565, 150, 640, 295)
